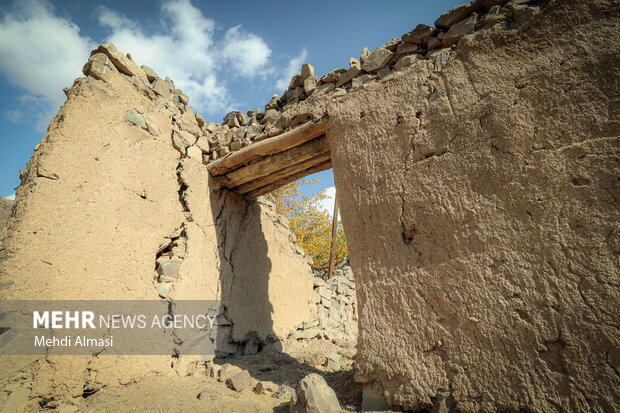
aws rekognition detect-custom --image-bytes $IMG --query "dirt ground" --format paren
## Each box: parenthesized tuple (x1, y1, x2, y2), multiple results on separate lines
(78, 339, 371, 413)
(83, 375, 286, 413)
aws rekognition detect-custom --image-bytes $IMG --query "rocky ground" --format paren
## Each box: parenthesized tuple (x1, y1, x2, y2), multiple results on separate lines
(11, 257, 369, 412)
(75, 340, 380, 413)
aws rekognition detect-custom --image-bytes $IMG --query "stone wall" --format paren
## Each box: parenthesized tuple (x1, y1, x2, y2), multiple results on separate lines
(329, 0, 619, 411)
(288, 260, 358, 348)
(0, 43, 313, 408)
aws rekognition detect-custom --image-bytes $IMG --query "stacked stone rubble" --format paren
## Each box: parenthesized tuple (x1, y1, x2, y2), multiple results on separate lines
(288, 261, 358, 348)
(209, 0, 543, 160)
(86, 1, 547, 167)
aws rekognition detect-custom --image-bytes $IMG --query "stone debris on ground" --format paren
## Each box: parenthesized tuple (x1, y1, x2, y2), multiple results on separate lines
(226, 369, 254, 392)
(273, 384, 297, 403)
(292, 373, 342, 413)
(197, 387, 224, 401)
(218, 364, 243, 383)
(254, 380, 278, 395)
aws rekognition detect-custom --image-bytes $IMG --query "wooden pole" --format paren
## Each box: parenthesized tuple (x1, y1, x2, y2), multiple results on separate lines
(327, 191, 339, 279)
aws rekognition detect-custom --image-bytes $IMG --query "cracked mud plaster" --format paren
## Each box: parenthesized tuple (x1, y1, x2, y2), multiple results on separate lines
(328, 0, 620, 411)
(0, 42, 313, 408)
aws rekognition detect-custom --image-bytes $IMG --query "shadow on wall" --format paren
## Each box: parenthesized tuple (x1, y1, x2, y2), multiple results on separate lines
(207, 182, 363, 410)
(209, 179, 275, 355)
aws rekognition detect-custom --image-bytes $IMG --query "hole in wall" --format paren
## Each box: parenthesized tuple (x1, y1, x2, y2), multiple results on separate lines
(402, 225, 417, 245)
(571, 177, 590, 186)
(81, 388, 99, 398)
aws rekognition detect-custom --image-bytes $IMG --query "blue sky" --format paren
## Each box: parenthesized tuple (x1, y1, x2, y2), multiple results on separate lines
(0, 0, 462, 205)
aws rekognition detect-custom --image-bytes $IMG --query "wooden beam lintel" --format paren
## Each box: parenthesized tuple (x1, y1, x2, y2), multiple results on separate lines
(207, 119, 327, 176)
(236, 151, 332, 194)
(222, 135, 329, 189)
(244, 160, 332, 199)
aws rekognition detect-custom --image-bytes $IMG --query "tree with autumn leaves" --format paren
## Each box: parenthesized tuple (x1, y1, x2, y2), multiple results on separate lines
(270, 178, 347, 272)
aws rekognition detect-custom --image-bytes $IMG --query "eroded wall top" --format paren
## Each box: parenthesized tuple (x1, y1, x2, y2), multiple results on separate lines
(205, 0, 543, 165)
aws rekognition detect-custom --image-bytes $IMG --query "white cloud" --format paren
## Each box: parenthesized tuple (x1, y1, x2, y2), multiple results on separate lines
(97, 7, 137, 31)
(275, 48, 308, 92)
(97, 0, 272, 117)
(0, 0, 307, 126)
(0, 0, 95, 129)
(5, 193, 15, 200)
(221, 25, 271, 78)
(5, 94, 50, 128)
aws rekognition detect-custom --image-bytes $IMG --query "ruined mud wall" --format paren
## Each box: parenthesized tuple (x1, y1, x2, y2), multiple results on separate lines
(329, 0, 619, 411)
(0, 198, 12, 238)
(0, 44, 312, 408)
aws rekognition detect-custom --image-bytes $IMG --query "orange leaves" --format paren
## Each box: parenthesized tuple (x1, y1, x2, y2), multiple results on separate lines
(271, 179, 348, 271)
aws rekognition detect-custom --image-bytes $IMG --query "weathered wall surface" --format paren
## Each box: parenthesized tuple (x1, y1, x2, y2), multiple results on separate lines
(329, 0, 619, 411)
(0, 0, 617, 410)
(0, 44, 312, 409)
(0, 198, 12, 238)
